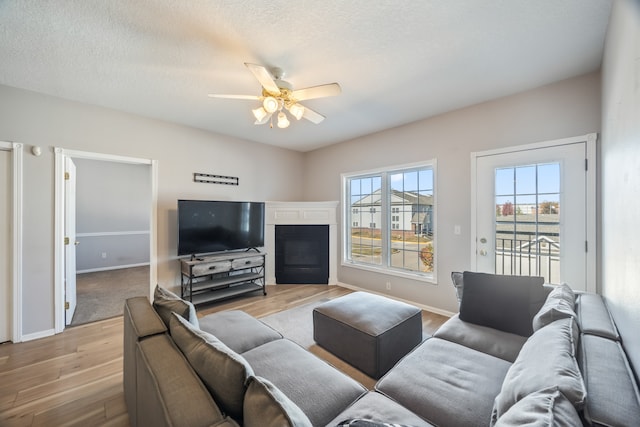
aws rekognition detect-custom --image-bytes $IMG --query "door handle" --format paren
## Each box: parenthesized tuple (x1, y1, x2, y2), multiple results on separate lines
(479, 249, 487, 256)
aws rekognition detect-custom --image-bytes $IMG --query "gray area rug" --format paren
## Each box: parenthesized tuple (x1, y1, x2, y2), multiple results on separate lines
(259, 299, 377, 389)
(71, 266, 149, 326)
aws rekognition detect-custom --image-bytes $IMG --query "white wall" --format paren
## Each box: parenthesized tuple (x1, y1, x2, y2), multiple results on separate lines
(600, 0, 640, 376)
(0, 84, 304, 336)
(304, 72, 601, 314)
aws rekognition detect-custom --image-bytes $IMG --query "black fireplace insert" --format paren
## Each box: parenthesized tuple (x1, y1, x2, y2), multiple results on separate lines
(275, 225, 329, 284)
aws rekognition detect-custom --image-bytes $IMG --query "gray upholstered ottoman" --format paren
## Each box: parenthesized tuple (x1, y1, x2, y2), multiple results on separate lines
(313, 291, 423, 379)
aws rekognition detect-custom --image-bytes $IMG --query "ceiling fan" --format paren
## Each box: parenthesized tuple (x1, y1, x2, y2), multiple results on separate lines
(209, 63, 341, 129)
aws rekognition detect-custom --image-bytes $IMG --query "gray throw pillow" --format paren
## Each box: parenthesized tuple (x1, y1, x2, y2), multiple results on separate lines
(170, 313, 254, 420)
(492, 318, 586, 419)
(153, 284, 199, 328)
(492, 387, 583, 427)
(243, 376, 312, 427)
(532, 283, 576, 332)
(451, 271, 464, 304)
(458, 271, 546, 336)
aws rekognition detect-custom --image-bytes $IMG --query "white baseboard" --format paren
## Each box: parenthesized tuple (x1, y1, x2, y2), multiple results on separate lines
(336, 281, 456, 318)
(20, 328, 56, 342)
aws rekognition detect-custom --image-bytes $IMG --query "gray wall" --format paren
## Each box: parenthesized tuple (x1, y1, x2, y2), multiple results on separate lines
(75, 158, 151, 271)
(0, 85, 304, 336)
(304, 72, 602, 314)
(600, 0, 640, 378)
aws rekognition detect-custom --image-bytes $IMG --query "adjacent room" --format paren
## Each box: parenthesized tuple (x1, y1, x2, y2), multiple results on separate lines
(1, 1, 638, 426)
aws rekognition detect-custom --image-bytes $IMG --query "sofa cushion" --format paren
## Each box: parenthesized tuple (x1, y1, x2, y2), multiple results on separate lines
(492, 387, 582, 427)
(532, 283, 576, 332)
(376, 337, 511, 427)
(578, 333, 640, 426)
(458, 271, 546, 337)
(575, 293, 620, 340)
(135, 334, 225, 427)
(243, 376, 312, 427)
(493, 318, 586, 419)
(328, 392, 435, 427)
(198, 310, 282, 353)
(434, 314, 527, 362)
(169, 313, 254, 420)
(242, 338, 366, 427)
(153, 285, 199, 329)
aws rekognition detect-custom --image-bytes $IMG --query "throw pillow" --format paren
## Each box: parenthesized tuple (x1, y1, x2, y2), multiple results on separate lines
(153, 284, 199, 328)
(170, 313, 254, 420)
(532, 283, 576, 332)
(492, 387, 583, 427)
(458, 271, 545, 336)
(451, 271, 464, 304)
(492, 318, 586, 419)
(243, 376, 312, 427)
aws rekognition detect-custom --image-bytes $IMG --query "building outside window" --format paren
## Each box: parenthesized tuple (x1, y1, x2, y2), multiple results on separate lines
(343, 161, 436, 281)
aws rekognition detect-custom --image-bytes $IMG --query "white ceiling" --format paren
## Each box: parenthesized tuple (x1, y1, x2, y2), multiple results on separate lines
(0, 1, 612, 152)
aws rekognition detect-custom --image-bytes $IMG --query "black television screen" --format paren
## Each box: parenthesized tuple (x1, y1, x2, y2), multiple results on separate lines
(177, 200, 265, 256)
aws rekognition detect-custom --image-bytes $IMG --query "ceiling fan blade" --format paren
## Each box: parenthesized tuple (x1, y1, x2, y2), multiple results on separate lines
(254, 112, 273, 125)
(208, 94, 260, 100)
(292, 83, 341, 101)
(301, 106, 325, 124)
(245, 63, 280, 94)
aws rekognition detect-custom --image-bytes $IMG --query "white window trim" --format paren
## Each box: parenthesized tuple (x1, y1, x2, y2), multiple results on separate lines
(341, 159, 437, 283)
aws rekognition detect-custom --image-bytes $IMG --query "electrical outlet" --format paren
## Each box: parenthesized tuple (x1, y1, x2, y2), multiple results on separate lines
(386, 281, 391, 290)
(101, 252, 107, 259)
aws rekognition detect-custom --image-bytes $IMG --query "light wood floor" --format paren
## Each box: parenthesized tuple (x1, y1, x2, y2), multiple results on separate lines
(0, 285, 449, 427)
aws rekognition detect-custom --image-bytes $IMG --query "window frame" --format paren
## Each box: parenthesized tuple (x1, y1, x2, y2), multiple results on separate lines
(341, 160, 437, 283)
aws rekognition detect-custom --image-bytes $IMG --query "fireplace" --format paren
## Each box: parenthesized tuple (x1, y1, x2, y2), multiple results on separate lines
(264, 201, 338, 285)
(275, 225, 329, 284)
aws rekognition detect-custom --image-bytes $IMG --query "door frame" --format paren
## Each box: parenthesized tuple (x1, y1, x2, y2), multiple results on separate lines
(54, 148, 158, 333)
(0, 141, 23, 342)
(470, 133, 597, 292)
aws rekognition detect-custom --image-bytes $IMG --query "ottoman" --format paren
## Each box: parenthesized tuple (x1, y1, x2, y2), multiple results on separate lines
(313, 291, 423, 379)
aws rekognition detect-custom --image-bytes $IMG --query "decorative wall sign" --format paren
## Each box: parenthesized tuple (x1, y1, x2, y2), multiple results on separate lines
(194, 173, 239, 186)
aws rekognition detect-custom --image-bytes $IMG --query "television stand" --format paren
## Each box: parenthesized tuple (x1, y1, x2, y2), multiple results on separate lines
(180, 251, 266, 306)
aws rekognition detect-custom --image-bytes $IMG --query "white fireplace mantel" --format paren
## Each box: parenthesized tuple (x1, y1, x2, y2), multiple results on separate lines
(264, 201, 339, 285)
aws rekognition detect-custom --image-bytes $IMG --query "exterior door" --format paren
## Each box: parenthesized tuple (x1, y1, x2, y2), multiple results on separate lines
(472, 135, 595, 292)
(65, 157, 77, 325)
(0, 149, 10, 342)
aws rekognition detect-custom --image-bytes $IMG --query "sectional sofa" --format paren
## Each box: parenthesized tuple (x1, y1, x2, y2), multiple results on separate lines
(123, 274, 640, 426)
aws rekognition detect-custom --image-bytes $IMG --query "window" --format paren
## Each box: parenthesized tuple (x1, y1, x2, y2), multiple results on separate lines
(343, 161, 436, 281)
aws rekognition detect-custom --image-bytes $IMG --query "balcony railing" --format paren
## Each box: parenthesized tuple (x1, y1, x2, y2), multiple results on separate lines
(495, 235, 559, 283)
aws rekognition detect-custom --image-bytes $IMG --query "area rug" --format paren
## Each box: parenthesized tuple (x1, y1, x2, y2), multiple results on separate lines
(259, 299, 377, 389)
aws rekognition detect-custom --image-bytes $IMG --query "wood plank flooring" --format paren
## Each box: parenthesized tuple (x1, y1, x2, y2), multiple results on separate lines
(0, 285, 449, 426)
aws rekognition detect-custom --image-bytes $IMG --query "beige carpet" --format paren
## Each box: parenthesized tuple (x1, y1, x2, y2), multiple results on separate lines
(71, 266, 150, 326)
(259, 299, 377, 390)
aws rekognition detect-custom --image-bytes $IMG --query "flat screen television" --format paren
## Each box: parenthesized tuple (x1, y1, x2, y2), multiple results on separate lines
(177, 200, 265, 256)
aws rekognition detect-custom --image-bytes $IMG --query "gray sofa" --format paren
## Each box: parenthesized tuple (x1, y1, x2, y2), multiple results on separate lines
(124, 274, 640, 426)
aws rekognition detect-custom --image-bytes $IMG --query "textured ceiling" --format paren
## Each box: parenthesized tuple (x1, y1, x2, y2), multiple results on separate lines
(0, 1, 612, 152)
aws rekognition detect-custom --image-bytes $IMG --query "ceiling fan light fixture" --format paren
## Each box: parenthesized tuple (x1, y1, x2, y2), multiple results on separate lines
(252, 106, 268, 122)
(288, 103, 305, 120)
(277, 111, 290, 128)
(263, 96, 279, 113)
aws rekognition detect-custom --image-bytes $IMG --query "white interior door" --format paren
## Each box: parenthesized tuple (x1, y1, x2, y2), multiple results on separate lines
(473, 139, 593, 291)
(0, 150, 10, 342)
(64, 157, 77, 325)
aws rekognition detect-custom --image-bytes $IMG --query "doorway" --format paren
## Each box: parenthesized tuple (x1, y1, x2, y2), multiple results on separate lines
(471, 134, 596, 292)
(54, 148, 158, 333)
